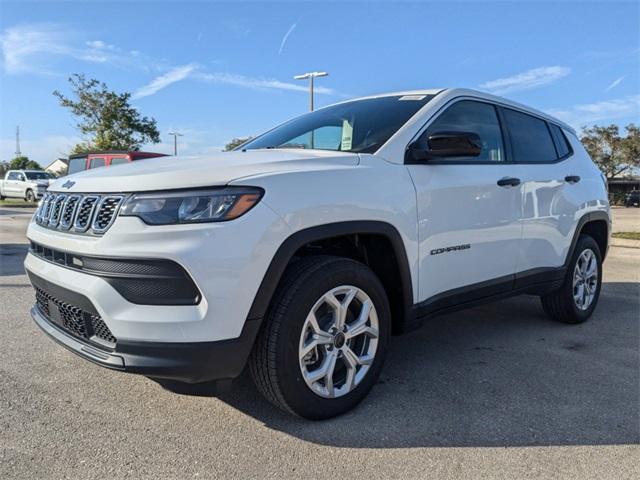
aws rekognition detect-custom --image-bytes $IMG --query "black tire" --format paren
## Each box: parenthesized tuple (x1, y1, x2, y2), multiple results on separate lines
(540, 234, 602, 324)
(249, 255, 391, 420)
(25, 189, 35, 203)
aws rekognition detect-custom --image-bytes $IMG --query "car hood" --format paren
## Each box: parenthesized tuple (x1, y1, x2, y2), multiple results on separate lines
(48, 149, 360, 193)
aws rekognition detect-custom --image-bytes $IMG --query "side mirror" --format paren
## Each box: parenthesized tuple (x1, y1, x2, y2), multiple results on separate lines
(406, 131, 482, 163)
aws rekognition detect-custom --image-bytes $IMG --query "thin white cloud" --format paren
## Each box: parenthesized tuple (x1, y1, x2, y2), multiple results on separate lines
(133, 64, 198, 99)
(278, 21, 298, 55)
(0, 23, 71, 74)
(547, 95, 640, 130)
(1, 23, 148, 74)
(479, 66, 571, 94)
(195, 71, 336, 95)
(604, 75, 625, 93)
(86, 40, 107, 49)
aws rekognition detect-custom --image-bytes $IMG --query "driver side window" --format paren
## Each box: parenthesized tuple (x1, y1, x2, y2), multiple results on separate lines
(420, 100, 505, 162)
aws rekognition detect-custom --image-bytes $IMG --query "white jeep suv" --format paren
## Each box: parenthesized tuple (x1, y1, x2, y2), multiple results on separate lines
(25, 89, 610, 419)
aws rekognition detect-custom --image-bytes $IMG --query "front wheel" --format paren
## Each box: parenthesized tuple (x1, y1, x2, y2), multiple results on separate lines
(540, 235, 602, 324)
(249, 256, 391, 419)
(25, 189, 36, 203)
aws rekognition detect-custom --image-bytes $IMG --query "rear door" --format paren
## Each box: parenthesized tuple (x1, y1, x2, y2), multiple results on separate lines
(6, 172, 22, 196)
(500, 107, 579, 276)
(406, 99, 523, 303)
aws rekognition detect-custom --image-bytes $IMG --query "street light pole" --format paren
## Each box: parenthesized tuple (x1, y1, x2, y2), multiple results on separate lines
(293, 71, 328, 111)
(167, 132, 183, 156)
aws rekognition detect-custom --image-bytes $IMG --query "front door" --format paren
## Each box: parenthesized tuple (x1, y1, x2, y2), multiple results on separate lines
(406, 99, 523, 303)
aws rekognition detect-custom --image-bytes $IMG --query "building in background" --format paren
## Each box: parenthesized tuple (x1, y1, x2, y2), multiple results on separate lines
(608, 176, 640, 205)
(44, 158, 68, 176)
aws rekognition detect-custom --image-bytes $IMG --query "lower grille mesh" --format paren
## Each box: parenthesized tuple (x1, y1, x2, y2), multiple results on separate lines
(35, 286, 116, 348)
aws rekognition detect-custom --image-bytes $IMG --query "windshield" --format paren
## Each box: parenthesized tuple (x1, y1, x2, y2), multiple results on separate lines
(242, 94, 434, 154)
(25, 171, 53, 180)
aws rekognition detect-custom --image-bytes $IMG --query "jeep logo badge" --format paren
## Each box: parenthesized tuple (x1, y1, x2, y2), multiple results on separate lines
(61, 180, 75, 189)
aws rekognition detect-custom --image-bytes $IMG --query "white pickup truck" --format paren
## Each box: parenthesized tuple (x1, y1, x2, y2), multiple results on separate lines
(0, 170, 54, 202)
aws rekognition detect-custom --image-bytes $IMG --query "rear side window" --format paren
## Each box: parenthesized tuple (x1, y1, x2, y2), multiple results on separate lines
(68, 158, 87, 174)
(503, 108, 557, 163)
(89, 157, 106, 169)
(109, 157, 128, 166)
(549, 124, 571, 158)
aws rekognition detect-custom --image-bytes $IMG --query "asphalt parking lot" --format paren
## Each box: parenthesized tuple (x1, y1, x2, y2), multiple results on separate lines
(1, 207, 638, 479)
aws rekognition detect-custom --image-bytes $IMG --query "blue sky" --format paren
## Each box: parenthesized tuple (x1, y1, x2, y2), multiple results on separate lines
(1, 0, 638, 165)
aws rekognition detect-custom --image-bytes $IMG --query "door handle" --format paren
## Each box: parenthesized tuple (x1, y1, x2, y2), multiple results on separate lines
(497, 177, 521, 187)
(564, 175, 581, 184)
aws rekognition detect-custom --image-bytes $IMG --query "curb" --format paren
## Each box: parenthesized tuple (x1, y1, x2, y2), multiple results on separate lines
(611, 239, 640, 249)
(0, 204, 38, 209)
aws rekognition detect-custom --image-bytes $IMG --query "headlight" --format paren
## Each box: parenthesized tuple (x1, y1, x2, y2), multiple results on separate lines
(120, 187, 263, 225)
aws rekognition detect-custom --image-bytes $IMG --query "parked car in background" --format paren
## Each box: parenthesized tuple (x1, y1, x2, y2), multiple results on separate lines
(67, 151, 168, 175)
(0, 170, 55, 202)
(624, 190, 640, 207)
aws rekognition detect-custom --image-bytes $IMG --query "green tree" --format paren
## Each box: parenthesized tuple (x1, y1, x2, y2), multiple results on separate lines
(580, 124, 640, 179)
(224, 137, 253, 151)
(9, 156, 41, 170)
(54, 74, 160, 154)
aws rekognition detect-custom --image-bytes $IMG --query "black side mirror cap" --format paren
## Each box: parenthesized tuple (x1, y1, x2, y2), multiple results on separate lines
(405, 131, 482, 163)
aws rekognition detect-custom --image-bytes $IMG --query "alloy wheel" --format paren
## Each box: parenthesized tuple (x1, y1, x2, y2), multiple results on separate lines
(572, 249, 598, 310)
(298, 285, 379, 398)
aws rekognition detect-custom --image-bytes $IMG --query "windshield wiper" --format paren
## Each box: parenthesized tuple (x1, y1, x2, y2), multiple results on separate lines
(263, 143, 307, 149)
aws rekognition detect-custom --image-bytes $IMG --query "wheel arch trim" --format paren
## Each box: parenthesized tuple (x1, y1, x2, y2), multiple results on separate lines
(565, 210, 610, 266)
(246, 221, 414, 326)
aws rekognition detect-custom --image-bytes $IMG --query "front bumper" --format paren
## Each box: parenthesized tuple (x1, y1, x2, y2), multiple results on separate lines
(29, 279, 261, 383)
(24, 200, 287, 381)
(25, 202, 287, 343)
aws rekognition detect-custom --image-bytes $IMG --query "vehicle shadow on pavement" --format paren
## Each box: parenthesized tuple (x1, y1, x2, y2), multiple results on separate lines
(0, 244, 28, 276)
(167, 281, 639, 448)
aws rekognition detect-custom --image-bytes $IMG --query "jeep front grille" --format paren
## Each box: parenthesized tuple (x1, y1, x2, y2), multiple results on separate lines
(35, 192, 125, 235)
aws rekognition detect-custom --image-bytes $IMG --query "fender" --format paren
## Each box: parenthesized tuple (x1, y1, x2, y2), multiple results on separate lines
(246, 221, 414, 328)
(564, 210, 610, 266)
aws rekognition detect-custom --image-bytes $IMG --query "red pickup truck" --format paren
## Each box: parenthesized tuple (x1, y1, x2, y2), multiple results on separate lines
(67, 151, 168, 175)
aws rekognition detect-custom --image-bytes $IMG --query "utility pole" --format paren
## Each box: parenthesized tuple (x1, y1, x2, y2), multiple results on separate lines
(293, 71, 328, 111)
(167, 132, 183, 156)
(15, 126, 21, 156)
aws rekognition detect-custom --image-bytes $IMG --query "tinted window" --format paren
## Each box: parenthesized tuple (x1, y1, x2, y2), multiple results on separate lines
(549, 124, 571, 158)
(7, 172, 19, 180)
(68, 158, 86, 174)
(420, 100, 504, 162)
(109, 157, 128, 166)
(503, 109, 557, 163)
(89, 157, 106, 169)
(243, 95, 434, 154)
(25, 171, 52, 180)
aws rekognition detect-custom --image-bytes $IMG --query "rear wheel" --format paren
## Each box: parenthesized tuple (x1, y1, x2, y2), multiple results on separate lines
(540, 235, 602, 324)
(249, 256, 391, 419)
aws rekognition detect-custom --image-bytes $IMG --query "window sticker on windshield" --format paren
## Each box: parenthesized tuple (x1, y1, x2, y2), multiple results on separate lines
(341, 120, 353, 151)
(398, 95, 426, 101)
